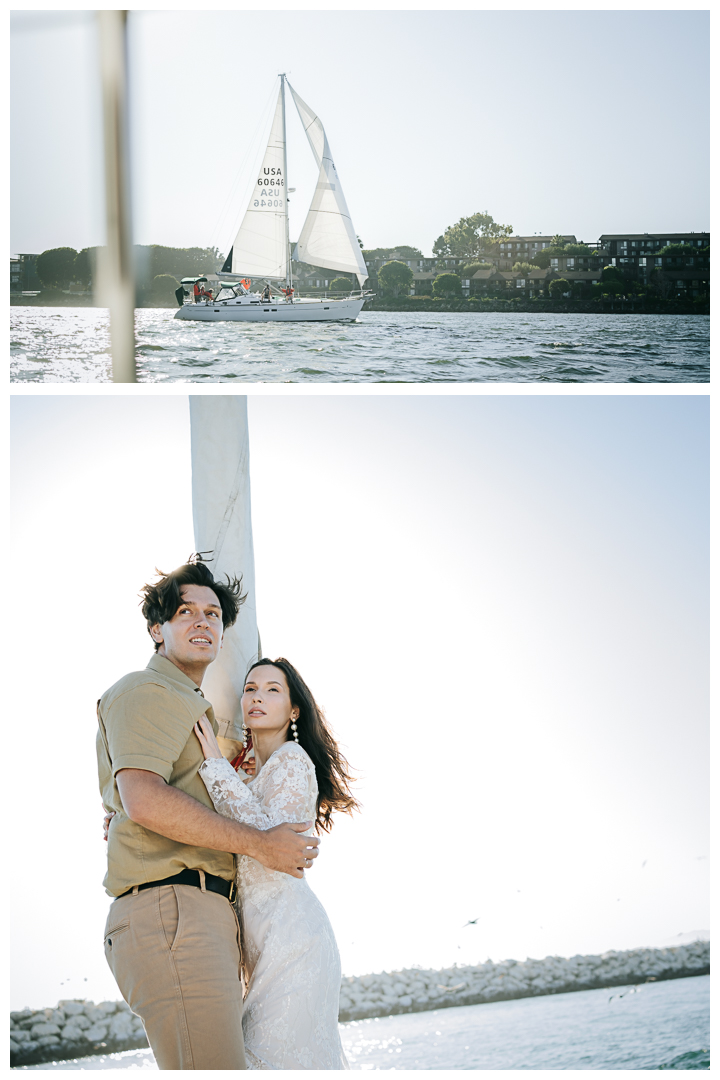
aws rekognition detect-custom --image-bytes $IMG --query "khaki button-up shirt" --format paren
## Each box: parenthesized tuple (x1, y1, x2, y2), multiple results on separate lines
(97, 653, 235, 896)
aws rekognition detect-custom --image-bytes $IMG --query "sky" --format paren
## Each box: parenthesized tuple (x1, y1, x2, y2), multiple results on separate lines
(10, 9, 709, 259)
(10, 392, 709, 1011)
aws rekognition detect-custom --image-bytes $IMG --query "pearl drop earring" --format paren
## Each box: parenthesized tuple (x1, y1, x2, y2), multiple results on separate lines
(291, 714, 299, 743)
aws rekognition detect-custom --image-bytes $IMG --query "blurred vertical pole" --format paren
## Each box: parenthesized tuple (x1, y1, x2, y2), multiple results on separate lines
(96, 10, 135, 382)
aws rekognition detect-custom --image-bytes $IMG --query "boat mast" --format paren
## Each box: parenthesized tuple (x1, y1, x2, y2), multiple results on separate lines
(280, 73, 293, 295)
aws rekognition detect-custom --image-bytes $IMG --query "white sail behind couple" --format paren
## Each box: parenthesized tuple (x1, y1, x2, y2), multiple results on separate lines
(189, 396, 260, 742)
(229, 78, 368, 286)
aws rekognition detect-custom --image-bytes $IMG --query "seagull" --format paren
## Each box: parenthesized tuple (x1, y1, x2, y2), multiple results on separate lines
(462, 918, 479, 928)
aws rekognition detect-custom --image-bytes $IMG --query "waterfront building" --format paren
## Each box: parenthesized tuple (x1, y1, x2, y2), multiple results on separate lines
(494, 235, 577, 270)
(409, 271, 436, 296)
(598, 232, 709, 298)
(10, 253, 42, 293)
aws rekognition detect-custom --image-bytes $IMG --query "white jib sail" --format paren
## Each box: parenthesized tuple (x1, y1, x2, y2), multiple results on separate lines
(288, 83, 368, 286)
(189, 396, 260, 745)
(230, 88, 288, 279)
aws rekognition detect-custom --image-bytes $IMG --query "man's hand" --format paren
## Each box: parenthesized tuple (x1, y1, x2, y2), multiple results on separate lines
(247, 823, 320, 879)
(116, 768, 320, 878)
(238, 750, 256, 779)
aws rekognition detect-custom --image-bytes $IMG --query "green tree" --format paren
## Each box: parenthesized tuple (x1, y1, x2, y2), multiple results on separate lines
(592, 280, 623, 298)
(657, 243, 708, 256)
(512, 261, 540, 275)
(74, 247, 99, 288)
(142, 274, 181, 306)
(330, 276, 353, 292)
(432, 273, 463, 299)
(461, 261, 493, 276)
(134, 245, 223, 287)
(36, 247, 79, 289)
(530, 243, 588, 269)
(378, 260, 414, 297)
(433, 212, 513, 260)
(363, 245, 423, 263)
(601, 265, 623, 282)
(548, 278, 570, 299)
(551, 234, 565, 247)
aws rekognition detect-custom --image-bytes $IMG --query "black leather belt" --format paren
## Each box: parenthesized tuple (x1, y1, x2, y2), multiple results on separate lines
(118, 868, 235, 902)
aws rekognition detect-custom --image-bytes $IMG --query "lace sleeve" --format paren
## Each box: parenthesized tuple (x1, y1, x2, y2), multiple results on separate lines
(198, 750, 316, 830)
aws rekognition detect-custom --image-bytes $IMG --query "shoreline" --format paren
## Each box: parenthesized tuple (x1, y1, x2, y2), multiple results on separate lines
(10, 295, 709, 315)
(10, 940, 709, 1068)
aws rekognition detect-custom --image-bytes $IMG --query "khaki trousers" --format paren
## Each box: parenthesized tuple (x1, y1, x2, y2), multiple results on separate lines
(104, 883, 246, 1070)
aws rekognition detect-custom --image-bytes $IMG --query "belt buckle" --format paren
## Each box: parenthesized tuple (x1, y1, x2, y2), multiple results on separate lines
(228, 880, 236, 904)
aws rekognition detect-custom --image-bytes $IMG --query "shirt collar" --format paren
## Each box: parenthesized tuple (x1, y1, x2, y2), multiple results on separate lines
(146, 652, 206, 695)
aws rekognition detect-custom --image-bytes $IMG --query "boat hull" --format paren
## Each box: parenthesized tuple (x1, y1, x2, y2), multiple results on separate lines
(174, 296, 367, 322)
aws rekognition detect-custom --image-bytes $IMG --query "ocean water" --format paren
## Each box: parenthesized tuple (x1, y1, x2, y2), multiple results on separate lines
(10, 309, 709, 383)
(17, 974, 709, 1070)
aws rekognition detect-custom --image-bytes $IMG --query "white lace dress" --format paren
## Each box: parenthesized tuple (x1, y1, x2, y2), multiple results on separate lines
(198, 741, 347, 1070)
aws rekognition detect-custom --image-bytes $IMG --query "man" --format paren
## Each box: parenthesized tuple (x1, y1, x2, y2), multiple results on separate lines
(97, 558, 319, 1070)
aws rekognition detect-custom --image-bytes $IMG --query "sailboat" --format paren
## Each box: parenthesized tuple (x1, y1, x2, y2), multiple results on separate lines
(175, 76, 372, 323)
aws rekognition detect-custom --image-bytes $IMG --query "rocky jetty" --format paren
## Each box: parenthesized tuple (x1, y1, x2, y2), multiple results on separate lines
(10, 999, 148, 1067)
(337, 940, 710, 1022)
(10, 941, 709, 1067)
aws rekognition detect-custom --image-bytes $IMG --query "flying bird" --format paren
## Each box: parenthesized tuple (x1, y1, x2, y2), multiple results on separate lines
(462, 918, 479, 927)
(609, 985, 640, 1003)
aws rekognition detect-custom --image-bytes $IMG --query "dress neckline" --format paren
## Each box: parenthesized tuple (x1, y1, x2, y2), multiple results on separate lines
(250, 739, 306, 783)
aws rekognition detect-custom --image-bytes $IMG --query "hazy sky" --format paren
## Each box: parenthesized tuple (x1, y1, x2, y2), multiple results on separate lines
(10, 392, 708, 1011)
(10, 9, 709, 257)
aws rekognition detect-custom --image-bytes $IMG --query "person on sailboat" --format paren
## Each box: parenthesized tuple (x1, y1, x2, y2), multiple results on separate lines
(281, 285, 295, 302)
(261, 284, 272, 302)
(194, 656, 358, 1069)
(97, 560, 320, 1070)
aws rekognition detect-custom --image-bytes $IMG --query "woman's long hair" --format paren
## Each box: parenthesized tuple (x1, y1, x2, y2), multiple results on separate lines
(245, 657, 360, 832)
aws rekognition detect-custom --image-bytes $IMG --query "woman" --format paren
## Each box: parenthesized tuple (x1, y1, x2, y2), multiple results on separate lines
(194, 657, 358, 1070)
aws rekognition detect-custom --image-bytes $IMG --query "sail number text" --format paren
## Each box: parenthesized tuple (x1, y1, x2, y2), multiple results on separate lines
(254, 168, 284, 208)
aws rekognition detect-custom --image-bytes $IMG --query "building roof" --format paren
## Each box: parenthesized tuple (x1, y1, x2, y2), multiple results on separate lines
(471, 268, 501, 280)
(598, 233, 709, 241)
(503, 235, 577, 244)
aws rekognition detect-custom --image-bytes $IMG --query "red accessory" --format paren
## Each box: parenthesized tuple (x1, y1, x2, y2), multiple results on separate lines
(231, 733, 254, 773)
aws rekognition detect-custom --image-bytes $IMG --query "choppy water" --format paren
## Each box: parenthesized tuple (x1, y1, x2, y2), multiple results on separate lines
(10, 309, 709, 383)
(18, 974, 709, 1070)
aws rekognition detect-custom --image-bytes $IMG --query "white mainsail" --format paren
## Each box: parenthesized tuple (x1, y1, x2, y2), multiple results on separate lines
(189, 396, 260, 744)
(288, 82, 368, 286)
(229, 88, 289, 280)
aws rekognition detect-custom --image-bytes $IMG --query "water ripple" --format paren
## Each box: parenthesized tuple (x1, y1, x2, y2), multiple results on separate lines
(10, 309, 709, 383)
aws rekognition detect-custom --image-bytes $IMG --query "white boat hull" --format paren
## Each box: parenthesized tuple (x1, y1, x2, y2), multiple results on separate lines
(174, 295, 368, 323)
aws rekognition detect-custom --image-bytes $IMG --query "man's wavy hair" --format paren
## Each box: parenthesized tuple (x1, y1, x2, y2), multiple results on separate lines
(245, 657, 360, 833)
(140, 554, 246, 649)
